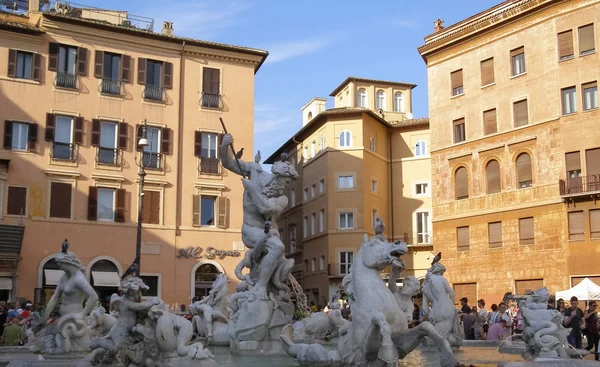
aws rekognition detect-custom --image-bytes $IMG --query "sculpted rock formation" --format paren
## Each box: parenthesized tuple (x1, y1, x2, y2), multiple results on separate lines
(88, 306, 117, 339)
(293, 295, 347, 343)
(190, 273, 230, 345)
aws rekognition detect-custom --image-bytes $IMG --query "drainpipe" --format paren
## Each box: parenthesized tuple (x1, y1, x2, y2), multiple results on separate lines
(389, 128, 395, 241)
(175, 41, 186, 237)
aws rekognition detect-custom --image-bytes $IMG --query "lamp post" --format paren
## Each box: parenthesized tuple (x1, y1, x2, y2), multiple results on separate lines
(135, 120, 149, 277)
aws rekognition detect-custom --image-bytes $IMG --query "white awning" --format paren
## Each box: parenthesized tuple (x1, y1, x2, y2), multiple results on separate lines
(44, 269, 65, 286)
(0, 278, 12, 290)
(92, 271, 120, 287)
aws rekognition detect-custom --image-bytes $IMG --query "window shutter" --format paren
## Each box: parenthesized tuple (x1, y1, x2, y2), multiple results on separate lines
(510, 46, 524, 58)
(50, 182, 72, 219)
(514, 100, 528, 127)
(91, 119, 100, 146)
(211, 68, 220, 94)
(517, 153, 532, 183)
(161, 127, 171, 155)
(192, 195, 200, 227)
(455, 167, 468, 199)
(3, 121, 13, 149)
(217, 196, 228, 228)
(142, 190, 151, 224)
(202, 68, 212, 93)
(137, 58, 147, 85)
(150, 191, 160, 225)
(568, 211, 584, 241)
(519, 217, 534, 245)
(450, 69, 463, 90)
(28, 124, 38, 151)
(45, 113, 55, 141)
(515, 279, 543, 295)
(135, 124, 143, 151)
(74, 116, 84, 145)
(590, 209, 600, 238)
(32, 53, 41, 82)
(194, 131, 202, 157)
(115, 188, 126, 223)
(88, 186, 98, 221)
(94, 50, 104, 78)
(488, 222, 502, 248)
(565, 151, 581, 172)
(578, 24, 595, 54)
(48, 43, 59, 71)
(77, 47, 88, 76)
(585, 148, 600, 176)
(118, 122, 128, 149)
(7, 187, 27, 215)
(163, 62, 173, 89)
(483, 109, 497, 135)
(557, 30, 574, 59)
(457, 226, 470, 251)
(480, 58, 494, 86)
(486, 160, 501, 194)
(121, 55, 132, 83)
(7, 49, 17, 78)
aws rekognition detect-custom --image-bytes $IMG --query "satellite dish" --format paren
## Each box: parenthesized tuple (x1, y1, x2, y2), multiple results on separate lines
(405, 112, 414, 119)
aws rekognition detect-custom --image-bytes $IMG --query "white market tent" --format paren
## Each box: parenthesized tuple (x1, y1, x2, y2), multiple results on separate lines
(555, 277, 600, 301)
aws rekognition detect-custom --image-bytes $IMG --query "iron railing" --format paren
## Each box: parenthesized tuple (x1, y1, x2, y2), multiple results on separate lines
(328, 263, 352, 277)
(143, 152, 164, 170)
(143, 85, 165, 102)
(100, 78, 123, 96)
(560, 175, 600, 196)
(55, 72, 77, 89)
(199, 157, 220, 174)
(200, 93, 223, 109)
(416, 233, 431, 245)
(51, 142, 76, 161)
(96, 147, 121, 165)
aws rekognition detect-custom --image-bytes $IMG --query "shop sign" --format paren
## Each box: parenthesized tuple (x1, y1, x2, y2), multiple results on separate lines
(177, 246, 241, 260)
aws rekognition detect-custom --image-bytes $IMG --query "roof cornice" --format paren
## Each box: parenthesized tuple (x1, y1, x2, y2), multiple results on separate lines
(329, 77, 417, 97)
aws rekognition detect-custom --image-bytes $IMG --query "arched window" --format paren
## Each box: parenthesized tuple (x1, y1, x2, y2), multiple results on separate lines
(516, 153, 533, 188)
(339, 130, 352, 148)
(194, 263, 221, 299)
(357, 89, 367, 108)
(486, 160, 501, 194)
(376, 90, 385, 110)
(369, 136, 376, 152)
(415, 140, 427, 157)
(455, 166, 469, 200)
(307, 111, 313, 120)
(394, 92, 404, 112)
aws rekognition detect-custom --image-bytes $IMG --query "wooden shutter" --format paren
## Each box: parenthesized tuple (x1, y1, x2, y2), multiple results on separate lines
(453, 118, 465, 143)
(50, 182, 72, 218)
(161, 127, 171, 155)
(457, 226, 470, 251)
(486, 160, 501, 194)
(88, 186, 98, 221)
(48, 43, 59, 71)
(510, 46, 524, 58)
(488, 222, 502, 248)
(163, 62, 173, 89)
(217, 197, 228, 228)
(194, 131, 202, 156)
(135, 124, 143, 151)
(517, 153, 532, 183)
(3, 121, 12, 149)
(483, 109, 497, 135)
(514, 100, 528, 127)
(32, 53, 41, 81)
(453, 283, 476, 305)
(115, 189, 126, 223)
(480, 58, 494, 86)
(7, 187, 26, 215)
(94, 50, 104, 78)
(515, 279, 543, 295)
(568, 211, 584, 241)
(121, 55, 132, 83)
(450, 69, 463, 90)
(455, 166, 468, 199)
(192, 195, 200, 227)
(28, 124, 38, 151)
(585, 148, 600, 176)
(118, 122, 128, 149)
(91, 119, 100, 146)
(137, 58, 147, 85)
(142, 191, 151, 224)
(77, 47, 88, 76)
(203, 68, 220, 94)
(150, 191, 160, 224)
(74, 116, 84, 145)
(578, 24, 595, 54)
(7, 49, 17, 78)
(590, 209, 600, 239)
(519, 217, 534, 245)
(565, 151, 581, 172)
(45, 113, 55, 141)
(557, 30, 574, 59)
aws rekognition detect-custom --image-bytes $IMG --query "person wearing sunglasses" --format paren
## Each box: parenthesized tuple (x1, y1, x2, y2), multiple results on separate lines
(584, 301, 599, 361)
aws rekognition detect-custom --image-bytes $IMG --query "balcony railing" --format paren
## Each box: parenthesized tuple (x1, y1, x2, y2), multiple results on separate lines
(55, 72, 77, 90)
(96, 147, 121, 166)
(328, 263, 352, 277)
(559, 175, 600, 196)
(199, 157, 220, 174)
(51, 142, 76, 161)
(143, 85, 165, 102)
(142, 152, 164, 170)
(100, 78, 123, 96)
(416, 233, 431, 245)
(200, 93, 224, 109)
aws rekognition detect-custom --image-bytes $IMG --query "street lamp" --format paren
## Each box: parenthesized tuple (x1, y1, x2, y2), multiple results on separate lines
(135, 120, 149, 277)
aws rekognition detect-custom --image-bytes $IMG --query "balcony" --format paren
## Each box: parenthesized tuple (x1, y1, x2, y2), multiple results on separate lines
(200, 93, 224, 109)
(142, 151, 164, 170)
(199, 157, 220, 174)
(143, 85, 165, 102)
(100, 78, 123, 96)
(415, 233, 432, 246)
(559, 175, 600, 200)
(328, 263, 352, 278)
(96, 147, 121, 166)
(51, 142, 76, 161)
(55, 72, 77, 90)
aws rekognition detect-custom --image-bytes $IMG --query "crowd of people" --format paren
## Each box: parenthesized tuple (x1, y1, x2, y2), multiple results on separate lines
(0, 301, 47, 347)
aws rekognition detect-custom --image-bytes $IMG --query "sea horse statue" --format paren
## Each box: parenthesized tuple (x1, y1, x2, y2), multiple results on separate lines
(190, 273, 230, 345)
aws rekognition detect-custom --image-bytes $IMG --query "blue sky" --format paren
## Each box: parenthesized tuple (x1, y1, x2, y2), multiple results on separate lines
(84, 0, 500, 157)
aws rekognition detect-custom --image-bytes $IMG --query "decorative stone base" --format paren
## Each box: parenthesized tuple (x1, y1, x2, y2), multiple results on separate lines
(497, 361, 600, 367)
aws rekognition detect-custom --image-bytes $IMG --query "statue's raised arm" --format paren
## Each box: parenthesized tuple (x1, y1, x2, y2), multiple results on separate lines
(220, 133, 251, 177)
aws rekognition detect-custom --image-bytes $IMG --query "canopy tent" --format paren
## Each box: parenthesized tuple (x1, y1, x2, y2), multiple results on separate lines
(555, 277, 600, 301)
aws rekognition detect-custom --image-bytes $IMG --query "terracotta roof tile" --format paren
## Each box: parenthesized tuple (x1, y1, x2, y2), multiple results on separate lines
(389, 117, 429, 128)
(0, 14, 44, 33)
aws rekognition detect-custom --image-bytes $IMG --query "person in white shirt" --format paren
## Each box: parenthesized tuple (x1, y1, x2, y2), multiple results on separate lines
(497, 302, 513, 339)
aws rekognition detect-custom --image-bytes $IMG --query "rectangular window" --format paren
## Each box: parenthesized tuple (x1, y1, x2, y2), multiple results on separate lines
(451, 69, 463, 96)
(319, 209, 325, 232)
(142, 191, 161, 225)
(339, 251, 353, 275)
(339, 212, 354, 229)
(557, 30, 574, 60)
(371, 179, 378, 193)
(311, 212, 316, 235)
(146, 60, 162, 87)
(561, 86, 577, 115)
(416, 183, 429, 195)
(303, 216, 308, 237)
(480, 58, 494, 86)
(457, 226, 470, 251)
(519, 217, 534, 245)
(201, 67, 221, 108)
(515, 279, 544, 295)
(319, 256, 325, 270)
(49, 182, 72, 219)
(200, 195, 216, 226)
(372, 209, 378, 230)
(11, 122, 29, 150)
(58, 45, 77, 75)
(338, 175, 354, 189)
(16, 51, 33, 79)
(590, 209, 600, 239)
(101, 52, 121, 95)
(488, 222, 502, 248)
(143, 126, 161, 169)
(568, 211, 584, 241)
(511, 47, 526, 76)
(483, 109, 497, 135)
(303, 146, 308, 162)
(7, 186, 26, 216)
(311, 183, 317, 197)
(565, 151, 582, 179)
(97, 188, 115, 222)
(201, 133, 219, 158)
(453, 118, 465, 143)
(319, 178, 325, 193)
(303, 187, 309, 201)
(139, 275, 159, 297)
(311, 258, 316, 272)
(417, 212, 430, 244)
(98, 121, 117, 164)
(582, 82, 598, 111)
(310, 141, 316, 157)
(578, 24, 595, 55)
(513, 99, 529, 127)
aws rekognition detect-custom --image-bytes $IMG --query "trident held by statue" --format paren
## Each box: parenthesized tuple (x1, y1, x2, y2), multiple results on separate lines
(219, 117, 247, 179)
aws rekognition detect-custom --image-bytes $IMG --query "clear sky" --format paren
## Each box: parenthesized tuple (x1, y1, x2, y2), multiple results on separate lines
(83, 0, 500, 158)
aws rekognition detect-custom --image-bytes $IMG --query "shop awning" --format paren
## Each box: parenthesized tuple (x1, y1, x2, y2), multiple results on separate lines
(44, 269, 64, 286)
(0, 278, 12, 290)
(92, 271, 120, 287)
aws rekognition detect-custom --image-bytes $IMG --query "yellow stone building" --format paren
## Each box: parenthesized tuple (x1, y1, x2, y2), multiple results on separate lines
(266, 77, 433, 306)
(418, 0, 600, 304)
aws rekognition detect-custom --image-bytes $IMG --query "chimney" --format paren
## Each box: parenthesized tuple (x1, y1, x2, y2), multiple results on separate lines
(29, 0, 40, 12)
(162, 21, 174, 37)
(434, 19, 444, 33)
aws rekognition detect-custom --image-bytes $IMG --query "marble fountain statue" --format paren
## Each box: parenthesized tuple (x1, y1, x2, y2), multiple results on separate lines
(190, 273, 230, 346)
(293, 294, 347, 343)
